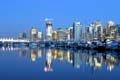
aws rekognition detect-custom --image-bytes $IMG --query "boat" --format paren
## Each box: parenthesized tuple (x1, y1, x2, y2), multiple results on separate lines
(29, 42, 38, 48)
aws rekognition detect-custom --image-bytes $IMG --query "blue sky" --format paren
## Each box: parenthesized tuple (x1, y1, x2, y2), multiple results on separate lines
(0, 0, 120, 37)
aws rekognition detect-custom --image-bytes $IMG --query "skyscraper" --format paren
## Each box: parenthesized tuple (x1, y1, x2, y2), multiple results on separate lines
(57, 28, 66, 41)
(115, 24, 120, 41)
(65, 28, 71, 41)
(46, 22, 53, 41)
(52, 31, 58, 41)
(85, 24, 93, 41)
(106, 21, 115, 41)
(69, 27, 74, 41)
(73, 22, 82, 41)
(38, 32, 43, 41)
(93, 21, 103, 41)
(30, 27, 37, 41)
(103, 27, 107, 41)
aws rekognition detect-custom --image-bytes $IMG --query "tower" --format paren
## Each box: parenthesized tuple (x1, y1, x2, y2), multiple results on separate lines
(30, 27, 37, 41)
(46, 22, 53, 41)
(73, 22, 82, 41)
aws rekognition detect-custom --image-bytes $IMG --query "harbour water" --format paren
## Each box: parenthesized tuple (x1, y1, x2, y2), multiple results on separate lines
(0, 47, 120, 80)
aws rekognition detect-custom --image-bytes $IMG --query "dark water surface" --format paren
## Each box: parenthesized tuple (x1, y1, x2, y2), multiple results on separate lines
(0, 47, 120, 80)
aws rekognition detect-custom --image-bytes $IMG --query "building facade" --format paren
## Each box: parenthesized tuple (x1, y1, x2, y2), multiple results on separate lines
(46, 22, 53, 41)
(115, 24, 120, 41)
(38, 32, 43, 41)
(52, 31, 58, 41)
(73, 22, 82, 41)
(30, 27, 37, 41)
(57, 28, 66, 41)
(93, 21, 103, 41)
(106, 21, 115, 41)
(85, 24, 93, 41)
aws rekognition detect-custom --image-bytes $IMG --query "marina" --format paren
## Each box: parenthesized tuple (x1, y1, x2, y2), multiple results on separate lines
(0, 39, 120, 52)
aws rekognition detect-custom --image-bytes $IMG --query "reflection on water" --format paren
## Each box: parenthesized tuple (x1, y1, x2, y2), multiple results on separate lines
(44, 49, 53, 72)
(1, 46, 119, 72)
(0, 46, 120, 80)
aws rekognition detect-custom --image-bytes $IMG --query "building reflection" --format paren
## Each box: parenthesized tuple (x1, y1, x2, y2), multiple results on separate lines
(1, 46, 119, 72)
(106, 54, 116, 71)
(44, 49, 53, 72)
(18, 48, 28, 58)
(37, 47, 43, 58)
(30, 48, 37, 62)
(28, 48, 119, 71)
(72, 51, 81, 69)
(65, 50, 73, 63)
(21, 50, 27, 58)
(57, 50, 64, 61)
(51, 49, 58, 59)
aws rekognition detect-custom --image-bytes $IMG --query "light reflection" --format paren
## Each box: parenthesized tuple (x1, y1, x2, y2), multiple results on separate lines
(0, 46, 119, 72)
(52, 49, 57, 59)
(57, 50, 64, 61)
(38, 47, 42, 58)
(66, 50, 73, 63)
(44, 49, 53, 72)
(30, 48, 37, 62)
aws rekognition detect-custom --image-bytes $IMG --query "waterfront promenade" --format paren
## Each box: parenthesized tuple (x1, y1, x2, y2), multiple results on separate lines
(0, 38, 120, 51)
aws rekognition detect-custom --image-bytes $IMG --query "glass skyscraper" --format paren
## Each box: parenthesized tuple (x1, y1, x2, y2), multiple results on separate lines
(73, 22, 82, 41)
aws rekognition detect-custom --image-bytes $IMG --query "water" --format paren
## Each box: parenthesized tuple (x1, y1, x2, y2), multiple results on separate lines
(0, 47, 120, 80)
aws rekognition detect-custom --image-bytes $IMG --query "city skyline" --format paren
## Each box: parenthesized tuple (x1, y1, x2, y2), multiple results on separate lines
(0, 20, 120, 40)
(0, 0, 120, 80)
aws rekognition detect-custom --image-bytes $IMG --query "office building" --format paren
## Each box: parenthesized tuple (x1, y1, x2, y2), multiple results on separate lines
(69, 27, 74, 41)
(46, 22, 53, 41)
(65, 28, 71, 41)
(103, 27, 107, 40)
(73, 22, 82, 41)
(38, 32, 43, 41)
(57, 28, 66, 41)
(30, 27, 37, 41)
(115, 24, 120, 41)
(106, 21, 115, 40)
(52, 31, 57, 41)
(85, 24, 93, 41)
(93, 21, 103, 41)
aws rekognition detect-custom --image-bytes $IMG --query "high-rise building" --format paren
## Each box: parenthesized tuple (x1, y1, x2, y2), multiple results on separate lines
(52, 31, 58, 41)
(46, 22, 53, 41)
(85, 24, 93, 41)
(38, 32, 43, 41)
(106, 21, 115, 40)
(30, 27, 37, 41)
(22, 32, 27, 39)
(57, 28, 66, 41)
(93, 21, 103, 41)
(115, 24, 120, 41)
(69, 27, 74, 41)
(73, 22, 82, 41)
(65, 28, 71, 41)
(103, 27, 107, 40)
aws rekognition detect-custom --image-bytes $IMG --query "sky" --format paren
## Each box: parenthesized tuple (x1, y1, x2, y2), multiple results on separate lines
(0, 0, 120, 37)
